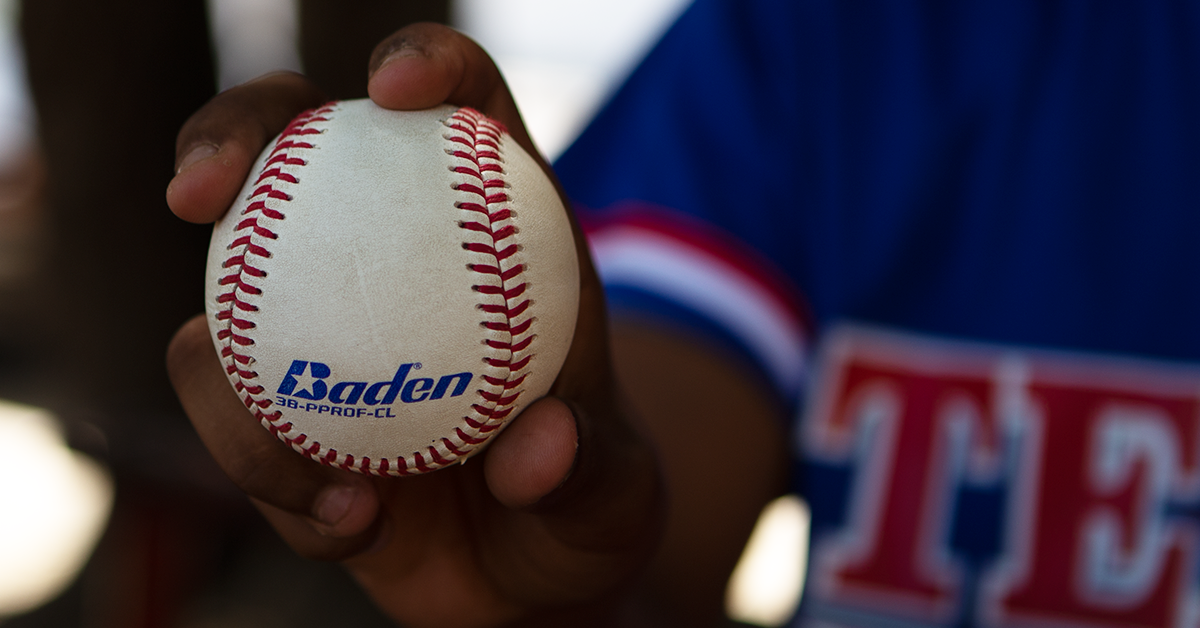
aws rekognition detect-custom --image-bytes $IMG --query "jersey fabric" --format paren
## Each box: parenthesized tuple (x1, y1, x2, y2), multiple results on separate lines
(553, 1, 1200, 627)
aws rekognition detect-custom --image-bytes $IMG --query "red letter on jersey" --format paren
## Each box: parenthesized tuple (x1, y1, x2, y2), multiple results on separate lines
(804, 330, 1004, 622)
(984, 373, 1200, 628)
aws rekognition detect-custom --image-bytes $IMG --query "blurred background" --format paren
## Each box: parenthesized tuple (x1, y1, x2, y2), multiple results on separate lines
(0, 0, 807, 625)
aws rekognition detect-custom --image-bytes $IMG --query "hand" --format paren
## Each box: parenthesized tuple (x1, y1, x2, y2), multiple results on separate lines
(166, 24, 663, 628)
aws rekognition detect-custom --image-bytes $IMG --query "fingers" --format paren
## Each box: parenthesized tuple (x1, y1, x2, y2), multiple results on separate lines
(484, 397, 578, 509)
(168, 24, 528, 225)
(366, 23, 534, 151)
(167, 315, 381, 559)
(470, 436, 662, 612)
(470, 391, 663, 610)
(166, 72, 327, 224)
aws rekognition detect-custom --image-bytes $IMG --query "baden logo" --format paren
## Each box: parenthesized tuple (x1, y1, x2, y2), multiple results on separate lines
(276, 360, 473, 407)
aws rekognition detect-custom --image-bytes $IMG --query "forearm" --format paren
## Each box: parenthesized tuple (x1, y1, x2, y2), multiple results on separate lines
(610, 319, 791, 628)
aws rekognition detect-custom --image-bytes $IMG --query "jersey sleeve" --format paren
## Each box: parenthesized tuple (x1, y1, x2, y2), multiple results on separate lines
(554, 0, 814, 406)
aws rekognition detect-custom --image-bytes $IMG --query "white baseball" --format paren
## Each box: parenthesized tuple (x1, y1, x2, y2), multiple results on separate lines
(205, 100, 579, 476)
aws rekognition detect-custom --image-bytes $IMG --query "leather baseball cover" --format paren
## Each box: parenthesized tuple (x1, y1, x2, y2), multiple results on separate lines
(205, 100, 579, 475)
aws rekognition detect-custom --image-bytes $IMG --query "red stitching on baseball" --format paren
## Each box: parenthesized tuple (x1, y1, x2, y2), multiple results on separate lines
(414, 453, 432, 473)
(455, 428, 487, 445)
(212, 103, 335, 452)
(443, 438, 466, 456)
(439, 107, 532, 473)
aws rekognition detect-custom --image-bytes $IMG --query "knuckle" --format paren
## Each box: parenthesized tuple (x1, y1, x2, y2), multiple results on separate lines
(253, 499, 375, 562)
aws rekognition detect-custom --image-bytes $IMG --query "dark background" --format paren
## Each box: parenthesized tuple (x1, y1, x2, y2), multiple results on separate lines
(3, 1, 449, 625)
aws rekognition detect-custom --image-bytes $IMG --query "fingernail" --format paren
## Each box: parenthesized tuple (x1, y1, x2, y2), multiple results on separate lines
(371, 46, 424, 77)
(314, 485, 356, 527)
(176, 143, 218, 174)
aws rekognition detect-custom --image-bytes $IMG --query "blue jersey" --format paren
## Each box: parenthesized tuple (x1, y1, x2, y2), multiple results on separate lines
(554, 1, 1200, 627)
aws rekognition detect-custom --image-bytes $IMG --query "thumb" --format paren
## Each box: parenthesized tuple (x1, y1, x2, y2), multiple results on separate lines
(484, 398, 578, 509)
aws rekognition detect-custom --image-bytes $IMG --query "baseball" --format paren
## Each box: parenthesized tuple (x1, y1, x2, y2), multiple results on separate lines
(204, 100, 580, 476)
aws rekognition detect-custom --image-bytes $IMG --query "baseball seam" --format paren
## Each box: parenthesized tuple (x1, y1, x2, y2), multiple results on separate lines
(214, 104, 535, 477)
(214, 104, 334, 436)
(441, 108, 534, 469)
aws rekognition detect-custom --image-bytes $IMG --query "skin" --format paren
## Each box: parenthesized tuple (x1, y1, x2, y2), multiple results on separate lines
(166, 23, 787, 627)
